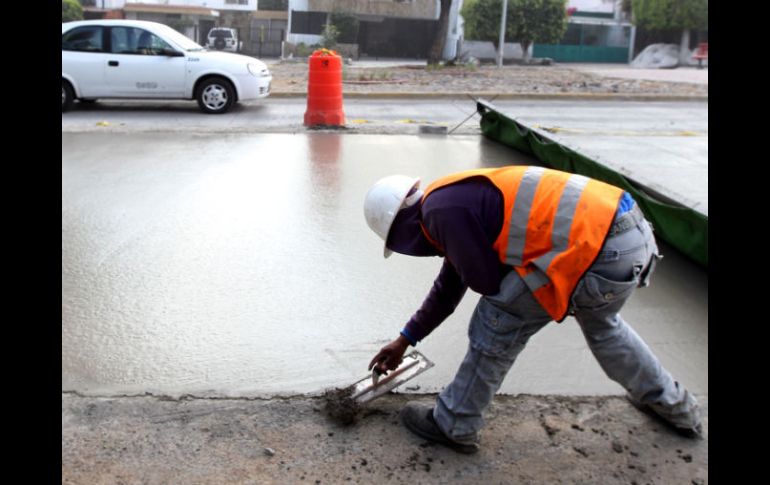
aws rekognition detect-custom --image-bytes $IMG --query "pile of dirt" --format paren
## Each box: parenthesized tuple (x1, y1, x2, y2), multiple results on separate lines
(321, 386, 362, 425)
(62, 393, 708, 484)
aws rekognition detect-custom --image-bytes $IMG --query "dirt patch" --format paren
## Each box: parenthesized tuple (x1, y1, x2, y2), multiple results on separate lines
(267, 61, 708, 98)
(321, 386, 362, 425)
(62, 393, 708, 484)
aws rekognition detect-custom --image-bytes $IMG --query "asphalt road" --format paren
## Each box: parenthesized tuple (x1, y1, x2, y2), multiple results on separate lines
(61, 97, 706, 135)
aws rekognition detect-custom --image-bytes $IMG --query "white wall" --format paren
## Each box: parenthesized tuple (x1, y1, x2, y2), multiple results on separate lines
(460, 40, 532, 61)
(94, 0, 127, 8)
(287, 33, 322, 45)
(286, 1, 315, 45)
(567, 0, 615, 13)
(442, 0, 464, 59)
(288, 0, 309, 10)
(123, 0, 257, 11)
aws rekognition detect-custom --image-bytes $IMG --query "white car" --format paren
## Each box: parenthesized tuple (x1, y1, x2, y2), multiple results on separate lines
(62, 20, 272, 114)
(207, 27, 240, 52)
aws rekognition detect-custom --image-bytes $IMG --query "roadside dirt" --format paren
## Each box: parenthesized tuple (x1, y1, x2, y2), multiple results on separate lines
(62, 392, 707, 484)
(269, 61, 708, 97)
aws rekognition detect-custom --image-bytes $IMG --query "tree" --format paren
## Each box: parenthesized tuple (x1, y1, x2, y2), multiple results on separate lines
(428, 0, 454, 65)
(631, 0, 708, 62)
(509, 0, 568, 61)
(462, 0, 504, 48)
(62, 0, 83, 23)
(320, 24, 340, 49)
(462, 0, 568, 62)
(330, 11, 360, 44)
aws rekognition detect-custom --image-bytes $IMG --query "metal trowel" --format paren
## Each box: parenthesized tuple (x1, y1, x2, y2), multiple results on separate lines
(350, 350, 434, 404)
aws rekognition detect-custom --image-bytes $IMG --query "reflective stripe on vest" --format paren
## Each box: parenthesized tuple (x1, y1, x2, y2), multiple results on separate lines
(506, 166, 546, 266)
(420, 167, 622, 321)
(507, 168, 592, 289)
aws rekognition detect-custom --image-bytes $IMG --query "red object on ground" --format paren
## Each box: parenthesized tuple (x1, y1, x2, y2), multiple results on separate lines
(304, 49, 345, 127)
(693, 42, 708, 68)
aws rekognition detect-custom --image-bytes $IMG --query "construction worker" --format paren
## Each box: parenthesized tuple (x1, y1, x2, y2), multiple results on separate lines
(364, 166, 702, 454)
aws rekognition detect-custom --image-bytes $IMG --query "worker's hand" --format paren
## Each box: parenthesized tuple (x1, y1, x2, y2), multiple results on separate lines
(368, 334, 410, 375)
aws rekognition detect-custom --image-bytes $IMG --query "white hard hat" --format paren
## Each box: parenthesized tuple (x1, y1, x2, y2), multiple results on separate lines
(364, 175, 421, 258)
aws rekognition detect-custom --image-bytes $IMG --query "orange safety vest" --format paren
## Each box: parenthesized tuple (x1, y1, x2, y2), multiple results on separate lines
(420, 167, 623, 321)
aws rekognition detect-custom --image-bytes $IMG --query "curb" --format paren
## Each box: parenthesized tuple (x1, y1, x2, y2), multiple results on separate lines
(270, 91, 708, 102)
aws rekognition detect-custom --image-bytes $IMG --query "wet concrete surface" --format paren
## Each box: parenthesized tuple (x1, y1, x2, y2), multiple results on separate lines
(62, 132, 707, 400)
(61, 98, 708, 216)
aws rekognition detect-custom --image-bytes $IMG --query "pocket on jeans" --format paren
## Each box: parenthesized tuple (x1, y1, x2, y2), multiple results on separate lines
(638, 253, 662, 288)
(469, 297, 525, 357)
(571, 272, 638, 312)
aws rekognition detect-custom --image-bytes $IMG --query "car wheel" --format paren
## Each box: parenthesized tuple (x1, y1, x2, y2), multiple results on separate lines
(62, 80, 74, 112)
(196, 77, 235, 114)
(215, 37, 225, 50)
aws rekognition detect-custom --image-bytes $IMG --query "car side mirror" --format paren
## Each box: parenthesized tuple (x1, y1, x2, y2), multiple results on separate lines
(163, 49, 185, 57)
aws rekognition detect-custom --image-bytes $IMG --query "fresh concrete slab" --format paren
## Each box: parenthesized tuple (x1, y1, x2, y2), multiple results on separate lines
(62, 133, 707, 400)
(495, 100, 708, 216)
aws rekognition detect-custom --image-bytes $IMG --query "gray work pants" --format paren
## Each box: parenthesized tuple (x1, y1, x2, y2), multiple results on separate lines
(433, 206, 700, 443)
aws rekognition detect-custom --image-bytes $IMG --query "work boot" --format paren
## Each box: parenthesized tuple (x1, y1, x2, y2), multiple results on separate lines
(400, 402, 480, 454)
(626, 393, 704, 439)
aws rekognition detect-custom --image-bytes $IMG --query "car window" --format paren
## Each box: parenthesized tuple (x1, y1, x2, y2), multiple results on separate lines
(62, 26, 104, 52)
(110, 27, 173, 56)
(210, 30, 233, 39)
(152, 23, 204, 51)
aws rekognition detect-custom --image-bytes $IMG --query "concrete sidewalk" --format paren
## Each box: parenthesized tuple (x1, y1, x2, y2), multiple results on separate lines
(488, 100, 709, 217)
(62, 393, 708, 485)
(568, 63, 708, 85)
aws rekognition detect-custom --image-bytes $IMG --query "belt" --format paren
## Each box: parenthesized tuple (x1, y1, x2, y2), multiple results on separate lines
(608, 203, 644, 237)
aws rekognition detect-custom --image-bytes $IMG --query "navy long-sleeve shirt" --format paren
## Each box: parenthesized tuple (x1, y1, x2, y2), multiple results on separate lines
(386, 178, 510, 344)
(385, 175, 635, 345)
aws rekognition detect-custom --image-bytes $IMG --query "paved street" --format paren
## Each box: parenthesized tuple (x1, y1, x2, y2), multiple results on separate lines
(62, 97, 708, 215)
(61, 98, 706, 135)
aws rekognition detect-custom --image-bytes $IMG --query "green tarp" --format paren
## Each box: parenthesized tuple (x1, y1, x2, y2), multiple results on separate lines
(477, 101, 708, 267)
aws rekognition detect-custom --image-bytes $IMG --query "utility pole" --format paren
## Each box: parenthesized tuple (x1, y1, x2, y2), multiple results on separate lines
(496, 0, 508, 67)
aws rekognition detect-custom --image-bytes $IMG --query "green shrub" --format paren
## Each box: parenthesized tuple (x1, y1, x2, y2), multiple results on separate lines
(62, 0, 83, 22)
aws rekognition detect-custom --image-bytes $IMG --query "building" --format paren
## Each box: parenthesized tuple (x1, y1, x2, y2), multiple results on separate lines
(533, 0, 635, 63)
(79, 1, 258, 48)
(286, 0, 463, 60)
(76, 1, 462, 60)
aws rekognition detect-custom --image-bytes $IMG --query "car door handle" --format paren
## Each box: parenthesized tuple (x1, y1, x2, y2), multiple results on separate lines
(108, 60, 119, 67)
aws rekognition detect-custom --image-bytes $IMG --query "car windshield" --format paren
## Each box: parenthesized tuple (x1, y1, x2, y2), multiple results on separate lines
(153, 23, 206, 51)
(211, 30, 233, 39)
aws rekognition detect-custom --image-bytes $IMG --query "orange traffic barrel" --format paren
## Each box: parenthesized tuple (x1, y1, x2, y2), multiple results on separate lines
(304, 49, 345, 127)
